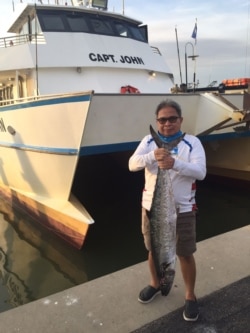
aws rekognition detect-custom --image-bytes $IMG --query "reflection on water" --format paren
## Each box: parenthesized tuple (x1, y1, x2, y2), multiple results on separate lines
(0, 197, 87, 312)
(0, 247, 33, 309)
(196, 176, 250, 241)
(0, 154, 249, 313)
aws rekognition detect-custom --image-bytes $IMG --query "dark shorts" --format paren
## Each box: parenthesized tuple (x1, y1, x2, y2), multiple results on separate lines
(141, 208, 197, 256)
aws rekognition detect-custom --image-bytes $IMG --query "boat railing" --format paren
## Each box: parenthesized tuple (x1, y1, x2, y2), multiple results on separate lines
(0, 94, 60, 107)
(0, 34, 45, 49)
(150, 46, 162, 56)
(0, 91, 93, 107)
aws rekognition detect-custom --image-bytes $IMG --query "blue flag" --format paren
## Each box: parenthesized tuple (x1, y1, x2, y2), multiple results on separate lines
(191, 22, 197, 43)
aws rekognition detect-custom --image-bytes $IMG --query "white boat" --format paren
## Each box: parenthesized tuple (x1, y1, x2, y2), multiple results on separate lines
(0, 0, 249, 248)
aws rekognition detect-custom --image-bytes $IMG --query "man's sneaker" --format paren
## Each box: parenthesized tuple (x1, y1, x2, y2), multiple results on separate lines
(138, 285, 161, 304)
(183, 298, 199, 321)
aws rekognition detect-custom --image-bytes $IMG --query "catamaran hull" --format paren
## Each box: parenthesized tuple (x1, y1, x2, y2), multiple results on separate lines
(203, 136, 250, 182)
(0, 91, 94, 249)
(0, 184, 90, 249)
(81, 93, 249, 183)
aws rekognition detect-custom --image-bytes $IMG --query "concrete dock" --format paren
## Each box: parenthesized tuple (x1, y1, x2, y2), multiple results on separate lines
(0, 225, 249, 332)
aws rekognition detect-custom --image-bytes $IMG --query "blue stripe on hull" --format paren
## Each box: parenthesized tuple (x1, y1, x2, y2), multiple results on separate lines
(198, 130, 250, 142)
(80, 142, 138, 156)
(79, 130, 250, 156)
(0, 141, 78, 155)
(2, 129, 248, 157)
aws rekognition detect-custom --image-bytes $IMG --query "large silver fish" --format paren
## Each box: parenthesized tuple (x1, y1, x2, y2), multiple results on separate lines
(149, 125, 184, 296)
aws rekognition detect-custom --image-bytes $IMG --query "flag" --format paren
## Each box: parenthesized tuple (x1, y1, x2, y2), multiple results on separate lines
(191, 22, 197, 44)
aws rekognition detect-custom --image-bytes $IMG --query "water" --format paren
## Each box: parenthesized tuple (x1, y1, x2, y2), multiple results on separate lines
(0, 153, 249, 313)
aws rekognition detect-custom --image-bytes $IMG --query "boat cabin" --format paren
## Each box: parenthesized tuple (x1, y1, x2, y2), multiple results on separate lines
(0, 1, 174, 104)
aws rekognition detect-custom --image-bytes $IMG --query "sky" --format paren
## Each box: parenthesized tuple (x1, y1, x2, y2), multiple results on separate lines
(1, 0, 250, 87)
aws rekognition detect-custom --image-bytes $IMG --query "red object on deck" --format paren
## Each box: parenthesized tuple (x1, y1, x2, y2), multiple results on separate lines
(120, 85, 140, 94)
(222, 78, 250, 87)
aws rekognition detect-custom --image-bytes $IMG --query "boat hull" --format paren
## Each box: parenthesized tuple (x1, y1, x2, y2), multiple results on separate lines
(81, 92, 249, 183)
(204, 136, 250, 182)
(0, 184, 90, 249)
(0, 92, 92, 199)
(0, 91, 94, 249)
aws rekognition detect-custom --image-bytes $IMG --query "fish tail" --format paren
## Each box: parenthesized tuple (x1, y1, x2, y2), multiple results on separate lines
(159, 264, 175, 296)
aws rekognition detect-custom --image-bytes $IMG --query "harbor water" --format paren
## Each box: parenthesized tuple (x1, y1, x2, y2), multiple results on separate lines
(0, 153, 249, 313)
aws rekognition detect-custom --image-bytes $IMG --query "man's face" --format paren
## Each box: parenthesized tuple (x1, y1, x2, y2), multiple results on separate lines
(156, 106, 183, 136)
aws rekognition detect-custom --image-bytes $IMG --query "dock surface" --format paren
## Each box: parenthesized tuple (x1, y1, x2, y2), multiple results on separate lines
(0, 225, 249, 332)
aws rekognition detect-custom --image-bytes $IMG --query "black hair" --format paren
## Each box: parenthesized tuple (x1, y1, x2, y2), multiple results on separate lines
(155, 99, 182, 117)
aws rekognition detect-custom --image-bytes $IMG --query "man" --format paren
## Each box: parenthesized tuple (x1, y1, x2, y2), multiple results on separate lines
(129, 99, 206, 321)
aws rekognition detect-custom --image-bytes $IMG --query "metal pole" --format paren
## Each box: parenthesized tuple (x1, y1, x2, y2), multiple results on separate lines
(185, 42, 194, 91)
(185, 42, 198, 93)
(193, 43, 198, 92)
(193, 61, 196, 92)
(35, 4, 39, 97)
(175, 27, 182, 84)
(190, 56, 199, 92)
(185, 52, 187, 89)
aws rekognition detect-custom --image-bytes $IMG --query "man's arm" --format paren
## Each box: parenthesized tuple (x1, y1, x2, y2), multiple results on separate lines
(129, 136, 156, 172)
(172, 138, 206, 180)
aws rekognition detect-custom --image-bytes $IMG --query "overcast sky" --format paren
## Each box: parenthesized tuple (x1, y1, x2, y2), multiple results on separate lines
(1, 0, 250, 87)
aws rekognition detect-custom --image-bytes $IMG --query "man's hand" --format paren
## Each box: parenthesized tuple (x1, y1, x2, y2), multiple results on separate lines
(154, 148, 175, 169)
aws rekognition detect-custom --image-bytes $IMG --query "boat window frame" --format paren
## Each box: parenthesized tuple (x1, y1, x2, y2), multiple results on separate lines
(36, 9, 147, 42)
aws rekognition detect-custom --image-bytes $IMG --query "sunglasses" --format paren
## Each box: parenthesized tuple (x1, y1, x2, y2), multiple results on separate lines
(156, 116, 180, 124)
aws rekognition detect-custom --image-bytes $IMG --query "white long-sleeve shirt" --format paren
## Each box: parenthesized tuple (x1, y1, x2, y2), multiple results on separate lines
(129, 133, 206, 213)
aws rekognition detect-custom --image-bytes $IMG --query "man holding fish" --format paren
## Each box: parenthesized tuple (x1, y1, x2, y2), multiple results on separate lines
(129, 99, 206, 321)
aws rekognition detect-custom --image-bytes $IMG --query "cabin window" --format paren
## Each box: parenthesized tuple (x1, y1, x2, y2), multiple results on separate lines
(114, 22, 131, 38)
(130, 26, 145, 42)
(67, 15, 90, 32)
(138, 25, 148, 43)
(89, 18, 113, 35)
(40, 14, 65, 31)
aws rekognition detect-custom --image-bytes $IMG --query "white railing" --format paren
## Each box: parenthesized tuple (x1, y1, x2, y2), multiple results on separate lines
(0, 91, 93, 107)
(151, 46, 162, 56)
(0, 34, 45, 49)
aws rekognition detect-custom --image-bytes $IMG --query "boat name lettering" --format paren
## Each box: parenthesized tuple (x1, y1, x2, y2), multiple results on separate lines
(0, 118, 6, 132)
(89, 53, 116, 62)
(89, 53, 144, 65)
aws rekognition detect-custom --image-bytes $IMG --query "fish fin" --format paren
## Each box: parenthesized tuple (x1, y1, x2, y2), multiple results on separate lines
(150, 125, 185, 150)
(167, 133, 185, 150)
(159, 265, 175, 296)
